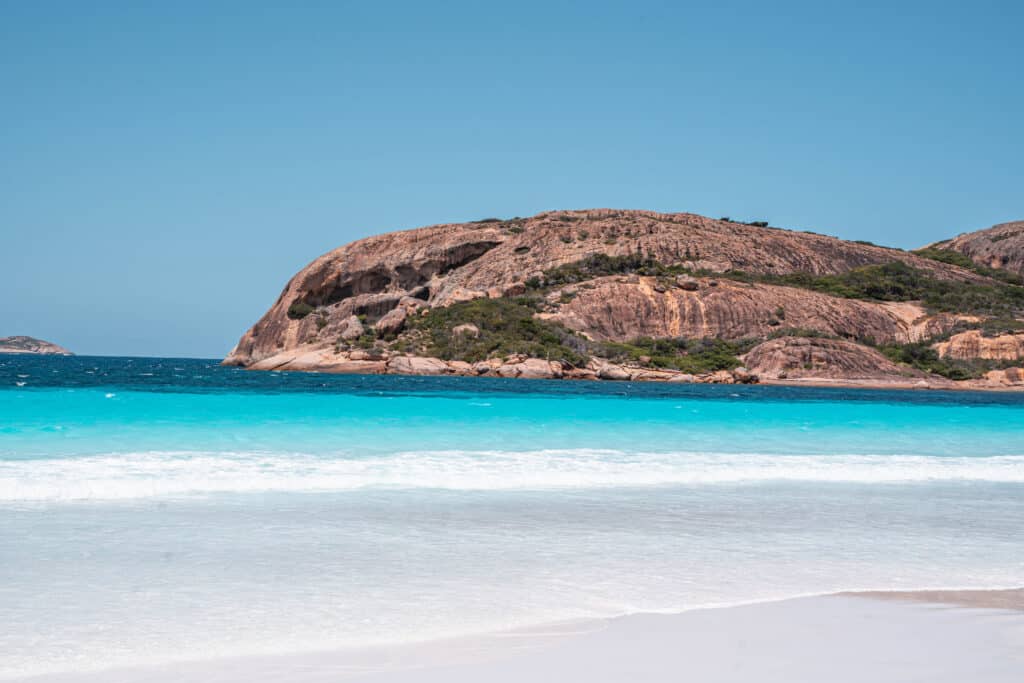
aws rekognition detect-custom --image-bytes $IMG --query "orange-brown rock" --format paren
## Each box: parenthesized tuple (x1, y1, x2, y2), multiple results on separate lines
(543, 276, 956, 345)
(933, 330, 1024, 360)
(932, 221, 1024, 276)
(742, 337, 944, 385)
(225, 209, 981, 367)
(0, 336, 73, 355)
(977, 367, 1024, 387)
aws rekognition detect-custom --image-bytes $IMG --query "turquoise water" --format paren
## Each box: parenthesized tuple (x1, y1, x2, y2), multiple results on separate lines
(2, 356, 1023, 678)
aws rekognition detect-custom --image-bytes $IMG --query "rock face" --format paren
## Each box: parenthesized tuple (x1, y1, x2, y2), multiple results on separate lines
(933, 330, 1024, 361)
(225, 209, 980, 367)
(742, 337, 942, 385)
(0, 336, 73, 356)
(543, 276, 956, 345)
(932, 221, 1024, 276)
(224, 208, 1023, 390)
(974, 367, 1024, 388)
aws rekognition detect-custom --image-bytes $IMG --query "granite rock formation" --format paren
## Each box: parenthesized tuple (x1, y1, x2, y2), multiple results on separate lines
(225, 209, 1023, 390)
(0, 336, 73, 356)
(930, 221, 1024, 276)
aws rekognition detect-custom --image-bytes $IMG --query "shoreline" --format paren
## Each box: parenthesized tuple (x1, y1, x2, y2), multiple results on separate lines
(843, 587, 1024, 610)
(234, 360, 1024, 393)
(16, 588, 1024, 682)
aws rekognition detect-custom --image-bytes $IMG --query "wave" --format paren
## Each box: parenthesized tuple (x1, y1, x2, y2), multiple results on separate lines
(2, 449, 1023, 501)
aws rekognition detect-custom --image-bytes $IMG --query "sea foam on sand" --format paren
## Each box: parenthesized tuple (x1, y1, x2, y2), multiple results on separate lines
(20, 592, 1024, 683)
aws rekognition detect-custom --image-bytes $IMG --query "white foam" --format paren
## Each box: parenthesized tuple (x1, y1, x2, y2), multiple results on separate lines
(2, 449, 1023, 502)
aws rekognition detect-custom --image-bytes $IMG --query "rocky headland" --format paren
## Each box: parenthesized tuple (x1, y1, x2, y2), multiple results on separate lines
(0, 336, 73, 356)
(928, 221, 1024, 277)
(225, 210, 1024, 390)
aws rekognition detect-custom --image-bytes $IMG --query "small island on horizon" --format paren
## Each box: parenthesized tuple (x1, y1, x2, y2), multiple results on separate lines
(224, 209, 1024, 391)
(0, 336, 73, 356)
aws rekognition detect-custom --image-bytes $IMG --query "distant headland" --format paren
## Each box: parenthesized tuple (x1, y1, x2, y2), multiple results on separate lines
(0, 336, 73, 356)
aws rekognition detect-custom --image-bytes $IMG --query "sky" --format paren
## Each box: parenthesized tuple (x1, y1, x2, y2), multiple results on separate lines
(1, 1, 1021, 358)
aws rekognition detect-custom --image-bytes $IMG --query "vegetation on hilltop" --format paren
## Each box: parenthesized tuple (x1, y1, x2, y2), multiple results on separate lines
(395, 296, 753, 372)
(531, 254, 1024, 318)
(595, 337, 747, 374)
(914, 247, 1024, 285)
(876, 340, 1019, 381)
(402, 297, 588, 365)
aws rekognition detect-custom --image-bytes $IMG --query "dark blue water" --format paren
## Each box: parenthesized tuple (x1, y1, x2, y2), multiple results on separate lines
(5, 354, 1024, 406)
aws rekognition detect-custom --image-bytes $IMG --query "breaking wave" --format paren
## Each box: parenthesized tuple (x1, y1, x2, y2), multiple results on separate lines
(2, 449, 1023, 501)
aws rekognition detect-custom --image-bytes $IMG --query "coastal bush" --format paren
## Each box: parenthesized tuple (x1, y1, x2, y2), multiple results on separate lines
(762, 262, 1024, 316)
(914, 247, 1024, 285)
(538, 253, 1024, 318)
(597, 337, 747, 373)
(537, 253, 688, 287)
(408, 298, 588, 365)
(287, 301, 315, 319)
(877, 341, 1017, 380)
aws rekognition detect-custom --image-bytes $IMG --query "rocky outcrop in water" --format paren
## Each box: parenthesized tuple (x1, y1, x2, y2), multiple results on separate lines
(225, 210, 981, 368)
(225, 209, 1023, 390)
(0, 336, 73, 356)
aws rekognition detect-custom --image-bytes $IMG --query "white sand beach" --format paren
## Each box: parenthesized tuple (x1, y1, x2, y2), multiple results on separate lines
(21, 590, 1024, 683)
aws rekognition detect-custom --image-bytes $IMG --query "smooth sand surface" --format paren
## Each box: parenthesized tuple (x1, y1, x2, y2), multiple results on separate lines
(20, 592, 1024, 683)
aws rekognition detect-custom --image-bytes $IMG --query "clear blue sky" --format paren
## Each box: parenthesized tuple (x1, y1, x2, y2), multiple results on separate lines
(2, 1, 1021, 358)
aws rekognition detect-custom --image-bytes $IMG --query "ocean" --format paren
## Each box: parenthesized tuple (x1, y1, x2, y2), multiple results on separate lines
(1, 355, 1022, 679)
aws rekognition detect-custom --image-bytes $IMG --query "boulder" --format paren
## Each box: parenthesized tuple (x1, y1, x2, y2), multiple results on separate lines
(982, 367, 1024, 386)
(338, 315, 364, 341)
(446, 287, 487, 304)
(516, 358, 562, 379)
(629, 369, 677, 381)
(503, 281, 527, 297)
(452, 323, 480, 339)
(565, 368, 599, 380)
(323, 360, 387, 374)
(398, 296, 427, 310)
(675, 275, 699, 291)
(598, 364, 631, 381)
(374, 307, 408, 336)
(707, 370, 735, 384)
(348, 348, 385, 361)
(933, 330, 1024, 361)
(495, 364, 521, 378)
(446, 360, 475, 375)
(731, 366, 758, 384)
(387, 356, 449, 375)
(667, 373, 696, 383)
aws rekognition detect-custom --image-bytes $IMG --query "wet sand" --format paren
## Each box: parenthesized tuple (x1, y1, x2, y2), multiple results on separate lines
(21, 590, 1024, 683)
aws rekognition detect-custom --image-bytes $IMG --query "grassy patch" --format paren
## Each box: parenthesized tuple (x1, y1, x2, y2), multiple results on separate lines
(914, 247, 1023, 285)
(407, 297, 588, 365)
(537, 253, 687, 287)
(876, 341, 1016, 381)
(536, 254, 1024, 318)
(287, 301, 315, 319)
(597, 337, 748, 373)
